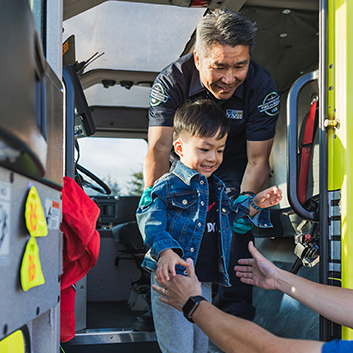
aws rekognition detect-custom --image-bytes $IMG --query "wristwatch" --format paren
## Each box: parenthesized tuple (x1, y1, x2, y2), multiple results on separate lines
(182, 296, 207, 323)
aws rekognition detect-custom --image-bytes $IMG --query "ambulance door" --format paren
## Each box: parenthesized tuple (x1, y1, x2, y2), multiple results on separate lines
(0, 1, 63, 352)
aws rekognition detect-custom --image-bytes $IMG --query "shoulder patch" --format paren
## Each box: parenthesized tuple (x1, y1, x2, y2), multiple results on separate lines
(257, 92, 280, 116)
(150, 83, 169, 107)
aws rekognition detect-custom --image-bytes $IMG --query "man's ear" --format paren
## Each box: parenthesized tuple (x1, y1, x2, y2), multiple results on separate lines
(174, 139, 183, 158)
(194, 51, 200, 71)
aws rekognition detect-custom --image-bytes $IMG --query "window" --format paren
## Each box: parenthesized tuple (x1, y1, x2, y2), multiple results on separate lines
(30, 0, 46, 47)
(76, 137, 148, 196)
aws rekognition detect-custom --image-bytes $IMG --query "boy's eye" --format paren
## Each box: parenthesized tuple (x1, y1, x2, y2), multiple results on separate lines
(199, 148, 209, 152)
(217, 150, 224, 154)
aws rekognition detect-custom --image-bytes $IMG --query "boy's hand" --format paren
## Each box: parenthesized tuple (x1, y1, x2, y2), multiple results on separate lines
(252, 186, 282, 211)
(157, 249, 190, 282)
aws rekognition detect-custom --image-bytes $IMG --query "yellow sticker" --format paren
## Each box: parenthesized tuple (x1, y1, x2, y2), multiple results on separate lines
(21, 237, 45, 291)
(62, 41, 69, 55)
(25, 186, 48, 237)
(0, 330, 25, 353)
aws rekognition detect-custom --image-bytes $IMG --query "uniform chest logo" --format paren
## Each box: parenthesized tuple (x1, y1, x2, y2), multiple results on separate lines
(226, 109, 243, 120)
(150, 83, 169, 107)
(257, 92, 280, 116)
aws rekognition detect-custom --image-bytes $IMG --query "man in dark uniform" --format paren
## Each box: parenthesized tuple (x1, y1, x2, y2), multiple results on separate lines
(141, 8, 279, 323)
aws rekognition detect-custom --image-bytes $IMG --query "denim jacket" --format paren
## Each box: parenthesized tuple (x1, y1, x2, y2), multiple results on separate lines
(136, 161, 272, 286)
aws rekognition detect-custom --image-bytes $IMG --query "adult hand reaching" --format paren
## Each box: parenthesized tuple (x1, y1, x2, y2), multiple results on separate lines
(152, 258, 202, 311)
(234, 241, 279, 291)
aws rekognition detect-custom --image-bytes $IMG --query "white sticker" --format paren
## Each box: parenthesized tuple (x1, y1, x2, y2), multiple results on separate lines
(45, 199, 61, 230)
(0, 181, 10, 266)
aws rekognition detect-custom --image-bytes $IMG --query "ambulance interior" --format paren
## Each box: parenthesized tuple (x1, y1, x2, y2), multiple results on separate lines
(61, 0, 321, 351)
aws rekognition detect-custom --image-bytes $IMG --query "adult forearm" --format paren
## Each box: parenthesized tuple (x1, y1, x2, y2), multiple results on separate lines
(241, 160, 270, 194)
(143, 148, 170, 188)
(275, 268, 353, 328)
(192, 301, 323, 353)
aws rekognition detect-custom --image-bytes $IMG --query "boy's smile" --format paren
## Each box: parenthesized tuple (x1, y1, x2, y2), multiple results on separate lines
(174, 131, 228, 178)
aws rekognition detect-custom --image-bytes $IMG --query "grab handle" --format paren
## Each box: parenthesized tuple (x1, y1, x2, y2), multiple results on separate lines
(287, 70, 319, 221)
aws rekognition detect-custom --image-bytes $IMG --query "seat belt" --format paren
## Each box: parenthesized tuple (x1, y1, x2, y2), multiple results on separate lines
(298, 100, 318, 204)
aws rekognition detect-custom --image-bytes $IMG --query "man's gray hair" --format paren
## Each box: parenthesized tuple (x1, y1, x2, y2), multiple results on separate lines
(195, 9, 256, 58)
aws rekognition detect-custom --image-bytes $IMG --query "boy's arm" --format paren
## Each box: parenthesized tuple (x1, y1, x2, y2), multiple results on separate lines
(136, 182, 182, 260)
(136, 182, 189, 281)
(249, 186, 282, 217)
(231, 187, 281, 233)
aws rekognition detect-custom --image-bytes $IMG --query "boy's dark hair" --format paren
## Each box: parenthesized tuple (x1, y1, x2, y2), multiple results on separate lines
(173, 99, 230, 141)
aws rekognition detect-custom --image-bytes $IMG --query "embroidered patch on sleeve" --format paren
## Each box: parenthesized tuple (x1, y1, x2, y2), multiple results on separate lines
(257, 92, 280, 116)
(226, 109, 243, 120)
(149, 83, 169, 107)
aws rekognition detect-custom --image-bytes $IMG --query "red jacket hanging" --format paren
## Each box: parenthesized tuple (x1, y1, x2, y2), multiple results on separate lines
(60, 176, 101, 342)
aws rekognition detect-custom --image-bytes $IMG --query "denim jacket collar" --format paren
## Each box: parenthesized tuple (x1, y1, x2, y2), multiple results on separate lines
(172, 161, 222, 188)
(172, 161, 204, 186)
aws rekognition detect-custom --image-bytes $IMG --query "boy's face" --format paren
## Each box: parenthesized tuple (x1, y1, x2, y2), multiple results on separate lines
(174, 131, 227, 178)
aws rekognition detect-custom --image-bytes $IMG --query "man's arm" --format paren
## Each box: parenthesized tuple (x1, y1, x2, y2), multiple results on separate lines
(143, 126, 174, 188)
(152, 259, 323, 353)
(192, 301, 323, 353)
(241, 139, 274, 194)
(235, 241, 353, 329)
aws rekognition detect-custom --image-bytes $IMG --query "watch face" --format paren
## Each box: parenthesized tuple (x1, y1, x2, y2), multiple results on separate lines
(183, 297, 198, 315)
(182, 296, 206, 323)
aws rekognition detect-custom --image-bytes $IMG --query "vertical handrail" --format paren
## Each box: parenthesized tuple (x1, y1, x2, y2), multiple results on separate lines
(287, 70, 319, 221)
(319, 0, 330, 341)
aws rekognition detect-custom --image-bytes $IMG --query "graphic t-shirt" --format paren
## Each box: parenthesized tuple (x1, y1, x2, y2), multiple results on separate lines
(195, 182, 219, 283)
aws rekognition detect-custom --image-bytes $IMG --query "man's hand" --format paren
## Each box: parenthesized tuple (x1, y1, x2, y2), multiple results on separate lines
(157, 249, 190, 282)
(152, 258, 202, 311)
(234, 241, 279, 291)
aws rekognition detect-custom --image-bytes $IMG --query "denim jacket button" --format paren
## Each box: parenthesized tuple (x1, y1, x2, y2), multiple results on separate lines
(201, 201, 205, 206)
(200, 180, 204, 185)
(183, 270, 188, 275)
(198, 222, 202, 227)
(222, 208, 226, 213)
(182, 199, 188, 205)
(190, 247, 194, 252)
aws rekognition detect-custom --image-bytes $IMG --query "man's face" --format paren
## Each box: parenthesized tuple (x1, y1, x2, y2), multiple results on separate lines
(194, 44, 250, 100)
(174, 131, 227, 178)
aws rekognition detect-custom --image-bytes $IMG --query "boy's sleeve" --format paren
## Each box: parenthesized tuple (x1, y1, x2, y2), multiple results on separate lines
(232, 195, 273, 234)
(139, 187, 153, 207)
(136, 181, 183, 260)
(232, 218, 254, 234)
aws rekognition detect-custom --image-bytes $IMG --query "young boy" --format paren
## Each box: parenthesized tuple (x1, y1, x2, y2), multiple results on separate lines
(136, 99, 282, 353)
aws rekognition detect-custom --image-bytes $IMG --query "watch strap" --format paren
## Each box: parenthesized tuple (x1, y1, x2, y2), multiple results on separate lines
(182, 295, 207, 323)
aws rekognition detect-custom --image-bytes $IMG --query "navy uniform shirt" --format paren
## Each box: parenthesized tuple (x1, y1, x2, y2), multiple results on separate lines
(149, 53, 280, 192)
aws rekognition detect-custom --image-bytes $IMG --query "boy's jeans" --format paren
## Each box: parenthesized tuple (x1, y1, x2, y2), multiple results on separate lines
(151, 272, 212, 353)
